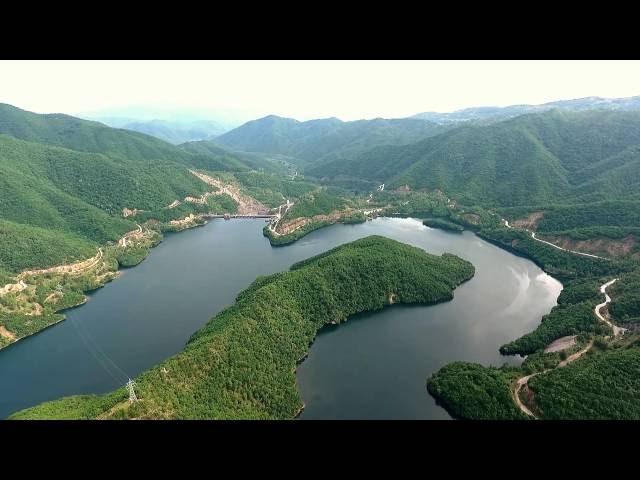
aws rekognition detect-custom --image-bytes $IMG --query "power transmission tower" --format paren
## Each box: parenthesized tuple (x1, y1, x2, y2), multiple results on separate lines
(126, 378, 138, 403)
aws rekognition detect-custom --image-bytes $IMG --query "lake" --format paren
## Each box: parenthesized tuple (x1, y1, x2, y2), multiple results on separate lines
(0, 217, 562, 419)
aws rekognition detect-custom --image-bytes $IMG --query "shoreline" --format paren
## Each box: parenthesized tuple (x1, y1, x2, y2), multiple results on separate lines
(0, 213, 569, 357)
(0, 216, 211, 352)
(9, 235, 475, 419)
(0, 316, 67, 353)
(512, 278, 621, 419)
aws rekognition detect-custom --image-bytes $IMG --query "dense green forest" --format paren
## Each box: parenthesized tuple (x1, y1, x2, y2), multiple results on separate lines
(609, 268, 640, 325)
(427, 362, 527, 420)
(214, 115, 447, 167)
(0, 134, 212, 216)
(0, 219, 98, 272)
(0, 103, 250, 172)
(423, 198, 640, 420)
(178, 140, 286, 174)
(0, 105, 272, 274)
(527, 339, 640, 419)
(302, 110, 640, 209)
(11, 236, 474, 419)
(4, 101, 640, 419)
(284, 189, 349, 219)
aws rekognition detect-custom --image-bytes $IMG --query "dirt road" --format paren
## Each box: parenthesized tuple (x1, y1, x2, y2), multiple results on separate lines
(594, 279, 626, 336)
(512, 278, 620, 418)
(18, 248, 104, 280)
(502, 219, 608, 260)
(268, 199, 294, 236)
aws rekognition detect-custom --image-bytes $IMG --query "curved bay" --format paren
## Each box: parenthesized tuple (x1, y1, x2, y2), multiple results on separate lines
(0, 217, 561, 419)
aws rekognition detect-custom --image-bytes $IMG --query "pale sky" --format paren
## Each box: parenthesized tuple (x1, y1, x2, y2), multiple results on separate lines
(1, 60, 640, 122)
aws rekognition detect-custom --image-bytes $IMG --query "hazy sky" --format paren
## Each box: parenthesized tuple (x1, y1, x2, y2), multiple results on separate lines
(1, 60, 640, 122)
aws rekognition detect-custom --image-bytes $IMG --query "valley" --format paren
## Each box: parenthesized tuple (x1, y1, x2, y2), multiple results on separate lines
(1, 93, 640, 420)
(3, 219, 561, 420)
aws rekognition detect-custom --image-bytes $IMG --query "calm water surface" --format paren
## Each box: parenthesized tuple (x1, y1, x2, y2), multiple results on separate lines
(0, 218, 562, 419)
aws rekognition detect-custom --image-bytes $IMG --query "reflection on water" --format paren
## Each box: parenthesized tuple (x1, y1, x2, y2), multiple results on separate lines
(0, 218, 561, 419)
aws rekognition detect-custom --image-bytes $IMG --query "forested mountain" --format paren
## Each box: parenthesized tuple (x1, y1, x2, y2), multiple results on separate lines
(307, 109, 640, 207)
(0, 103, 250, 173)
(4, 94, 640, 420)
(213, 115, 447, 165)
(116, 119, 228, 144)
(411, 95, 640, 125)
(178, 140, 286, 174)
(0, 104, 270, 275)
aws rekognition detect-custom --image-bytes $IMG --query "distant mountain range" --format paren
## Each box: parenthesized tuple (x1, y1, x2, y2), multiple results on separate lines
(79, 106, 254, 144)
(84, 117, 230, 144)
(213, 115, 448, 165)
(208, 101, 640, 208)
(309, 109, 640, 207)
(410, 95, 640, 124)
(80, 95, 640, 147)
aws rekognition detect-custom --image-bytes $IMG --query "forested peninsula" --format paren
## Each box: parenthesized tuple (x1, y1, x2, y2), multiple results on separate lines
(11, 236, 474, 419)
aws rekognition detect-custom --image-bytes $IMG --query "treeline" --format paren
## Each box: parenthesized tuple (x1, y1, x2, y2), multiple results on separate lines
(423, 218, 464, 232)
(0, 105, 282, 274)
(307, 110, 640, 210)
(535, 201, 640, 233)
(609, 268, 640, 325)
(528, 339, 640, 419)
(427, 362, 527, 420)
(476, 227, 621, 280)
(115, 231, 162, 268)
(11, 236, 474, 419)
(284, 189, 349, 220)
(499, 300, 608, 356)
(264, 212, 366, 247)
(0, 219, 98, 273)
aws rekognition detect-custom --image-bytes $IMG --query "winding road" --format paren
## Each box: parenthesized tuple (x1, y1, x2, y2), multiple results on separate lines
(513, 278, 621, 418)
(595, 279, 626, 336)
(18, 248, 104, 280)
(119, 224, 143, 248)
(502, 219, 608, 260)
(268, 199, 294, 236)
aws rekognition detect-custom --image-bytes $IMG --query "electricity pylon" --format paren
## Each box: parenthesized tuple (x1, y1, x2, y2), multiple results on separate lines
(126, 378, 138, 403)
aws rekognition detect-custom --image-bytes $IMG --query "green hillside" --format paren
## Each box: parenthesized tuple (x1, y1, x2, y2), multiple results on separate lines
(0, 104, 275, 274)
(0, 103, 255, 173)
(214, 115, 447, 166)
(178, 140, 284, 174)
(306, 110, 640, 207)
(118, 119, 227, 144)
(527, 340, 640, 419)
